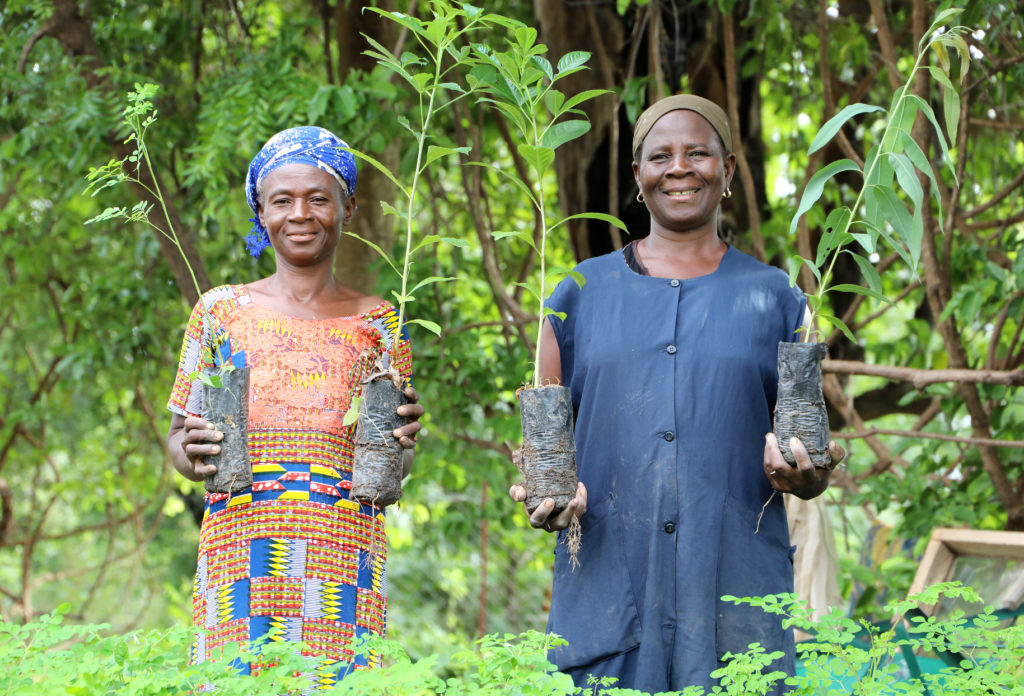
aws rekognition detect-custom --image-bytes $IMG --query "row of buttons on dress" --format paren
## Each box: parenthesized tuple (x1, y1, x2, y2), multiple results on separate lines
(664, 279, 682, 536)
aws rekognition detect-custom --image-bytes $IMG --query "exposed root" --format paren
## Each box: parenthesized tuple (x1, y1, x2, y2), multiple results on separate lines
(754, 490, 777, 534)
(562, 515, 582, 571)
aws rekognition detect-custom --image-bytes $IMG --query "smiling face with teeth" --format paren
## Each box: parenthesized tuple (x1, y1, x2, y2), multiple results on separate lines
(632, 109, 736, 239)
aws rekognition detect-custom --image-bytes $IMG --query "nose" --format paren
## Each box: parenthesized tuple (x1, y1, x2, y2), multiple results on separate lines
(288, 198, 311, 220)
(665, 154, 691, 176)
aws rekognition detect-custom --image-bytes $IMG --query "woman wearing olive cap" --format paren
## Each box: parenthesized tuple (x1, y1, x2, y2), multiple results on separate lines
(509, 96, 843, 692)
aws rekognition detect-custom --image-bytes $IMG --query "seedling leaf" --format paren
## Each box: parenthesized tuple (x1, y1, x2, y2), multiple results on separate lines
(790, 159, 861, 235)
(406, 318, 442, 336)
(552, 211, 628, 232)
(807, 104, 885, 156)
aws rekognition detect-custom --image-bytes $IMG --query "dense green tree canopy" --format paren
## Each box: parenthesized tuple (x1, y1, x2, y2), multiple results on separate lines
(1, 0, 1022, 658)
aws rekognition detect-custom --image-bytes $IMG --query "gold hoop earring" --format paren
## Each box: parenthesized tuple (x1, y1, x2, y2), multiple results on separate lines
(723, 187, 733, 199)
(636, 192, 645, 203)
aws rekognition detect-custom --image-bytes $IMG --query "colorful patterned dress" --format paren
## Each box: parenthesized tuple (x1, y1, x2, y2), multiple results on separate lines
(168, 284, 412, 687)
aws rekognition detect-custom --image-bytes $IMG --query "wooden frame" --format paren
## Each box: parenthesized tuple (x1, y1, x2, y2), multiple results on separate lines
(910, 527, 1024, 616)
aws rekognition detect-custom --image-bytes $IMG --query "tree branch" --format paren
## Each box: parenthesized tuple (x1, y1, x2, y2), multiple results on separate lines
(823, 359, 1024, 389)
(832, 428, 1024, 449)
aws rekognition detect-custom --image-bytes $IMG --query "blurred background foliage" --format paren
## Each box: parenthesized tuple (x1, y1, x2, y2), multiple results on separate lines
(1, 0, 1022, 660)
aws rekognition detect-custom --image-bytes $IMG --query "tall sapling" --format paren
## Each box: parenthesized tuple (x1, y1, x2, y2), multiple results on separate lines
(778, 9, 971, 468)
(84, 84, 250, 494)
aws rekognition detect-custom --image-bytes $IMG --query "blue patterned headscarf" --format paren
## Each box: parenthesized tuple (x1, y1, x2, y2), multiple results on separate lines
(244, 126, 358, 258)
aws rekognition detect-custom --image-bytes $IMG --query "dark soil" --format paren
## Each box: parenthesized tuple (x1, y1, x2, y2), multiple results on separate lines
(203, 366, 252, 493)
(351, 375, 407, 507)
(519, 384, 577, 516)
(774, 341, 831, 468)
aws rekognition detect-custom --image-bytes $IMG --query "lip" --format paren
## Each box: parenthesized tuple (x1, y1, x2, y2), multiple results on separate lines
(285, 231, 318, 241)
(662, 187, 701, 197)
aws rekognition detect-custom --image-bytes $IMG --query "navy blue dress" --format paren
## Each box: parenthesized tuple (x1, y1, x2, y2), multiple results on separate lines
(545, 245, 806, 693)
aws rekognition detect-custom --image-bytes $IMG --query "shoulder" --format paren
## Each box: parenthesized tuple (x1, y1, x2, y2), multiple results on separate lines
(196, 284, 249, 317)
(558, 250, 627, 292)
(360, 298, 396, 321)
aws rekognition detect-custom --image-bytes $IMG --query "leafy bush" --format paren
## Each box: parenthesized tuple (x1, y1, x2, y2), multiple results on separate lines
(2, 583, 1021, 695)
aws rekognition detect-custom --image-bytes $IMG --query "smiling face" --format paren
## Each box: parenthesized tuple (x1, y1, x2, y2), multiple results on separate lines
(257, 163, 355, 267)
(632, 109, 736, 237)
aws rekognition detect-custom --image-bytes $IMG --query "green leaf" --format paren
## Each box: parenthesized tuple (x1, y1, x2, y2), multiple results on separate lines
(556, 51, 591, 75)
(532, 56, 554, 81)
(465, 161, 539, 209)
(343, 397, 361, 427)
(409, 276, 456, 295)
(888, 153, 923, 209)
(789, 159, 861, 235)
(921, 8, 965, 51)
(492, 229, 539, 253)
(541, 119, 590, 150)
(407, 318, 442, 336)
(561, 88, 612, 114)
(338, 144, 408, 197)
(424, 145, 472, 168)
(542, 307, 567, 321)
(85, 206, 127, 225)
(818, 312, 857, 342)
(807, 103, 885, 156)
(847, 251, 884, 297)
(544, 89, 565, 117)
(815, 207, 853, 267)
(829, 283, 891, 304)
(788, 256, 821, 287)
(905, 94, 957, 183)
(516, 144, 555, 175)
(552, 211, 628, 232)
(344, 231, 401, 276)
(514, 281, 541, 304)
(379, 200, 409, 221)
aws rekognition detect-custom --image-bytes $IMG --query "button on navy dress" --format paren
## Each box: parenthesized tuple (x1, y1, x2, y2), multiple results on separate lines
(545, 245, 806, 693)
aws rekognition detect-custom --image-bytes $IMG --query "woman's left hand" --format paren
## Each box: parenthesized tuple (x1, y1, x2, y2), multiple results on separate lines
(393, 386, 424, 450)
(763, 433, 845, 500)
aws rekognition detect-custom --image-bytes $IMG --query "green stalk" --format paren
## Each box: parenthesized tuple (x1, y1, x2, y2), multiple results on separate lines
(529, 72, 550, 390)
(138, 129, 205, 307)
(805, 48, 930, 342)
(394, 38, 447, 352)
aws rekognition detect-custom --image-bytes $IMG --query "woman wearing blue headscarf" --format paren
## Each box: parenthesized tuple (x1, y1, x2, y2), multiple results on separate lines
(165, 126, 423, 684)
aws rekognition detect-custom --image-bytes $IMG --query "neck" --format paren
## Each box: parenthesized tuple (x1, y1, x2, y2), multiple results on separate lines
(267, 263, 339, 303)
(642, 225, 724, 259)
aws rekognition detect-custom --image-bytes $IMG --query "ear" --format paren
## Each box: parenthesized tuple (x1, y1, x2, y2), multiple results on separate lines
(631, 159, 641, 192)
(257, 201, 266, 230)
(723, 152, 738, 188)
(342, 195, 357, 227)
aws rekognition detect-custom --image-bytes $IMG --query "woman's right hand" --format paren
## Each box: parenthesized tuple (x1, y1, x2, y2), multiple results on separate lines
(177, 416, 222, 479)
(509, 449, 587, 533)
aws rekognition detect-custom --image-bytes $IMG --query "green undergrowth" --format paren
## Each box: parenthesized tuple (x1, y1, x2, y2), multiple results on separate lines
(1, 583, 1020, 695)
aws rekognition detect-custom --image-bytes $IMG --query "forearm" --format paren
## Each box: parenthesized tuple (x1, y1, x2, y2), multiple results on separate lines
(402, 448, 414, 478)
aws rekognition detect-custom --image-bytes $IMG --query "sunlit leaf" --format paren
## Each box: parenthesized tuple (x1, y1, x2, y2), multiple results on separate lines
(541, 120, 590, 150)
(789, 159, 861, 235)
(807, 104, 885, 156)
(407, 318, 442, 336)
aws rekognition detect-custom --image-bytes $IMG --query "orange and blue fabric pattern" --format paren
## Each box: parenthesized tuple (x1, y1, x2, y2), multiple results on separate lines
(168, 284, 412, 689)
